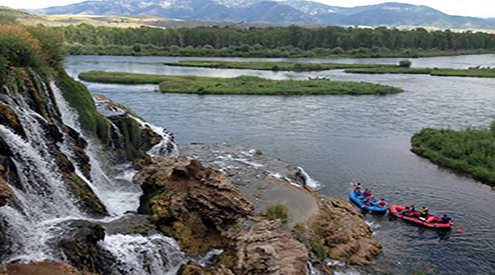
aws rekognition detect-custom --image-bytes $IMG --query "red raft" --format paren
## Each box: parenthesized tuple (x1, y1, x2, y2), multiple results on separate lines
(388, 205, 453, 228)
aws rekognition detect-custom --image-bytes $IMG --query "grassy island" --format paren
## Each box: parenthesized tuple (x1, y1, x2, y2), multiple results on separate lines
(411, 127, 495, 186)
(163, 60, 397, 71)
(345, 67, 495, 78)
(78, 71, 403, 95)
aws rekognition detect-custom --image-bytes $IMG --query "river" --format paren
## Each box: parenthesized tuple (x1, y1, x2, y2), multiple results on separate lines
(64, 54, 495, 274)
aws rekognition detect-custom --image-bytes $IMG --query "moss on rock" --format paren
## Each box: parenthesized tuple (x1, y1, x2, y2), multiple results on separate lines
(55, 69, 111, 144)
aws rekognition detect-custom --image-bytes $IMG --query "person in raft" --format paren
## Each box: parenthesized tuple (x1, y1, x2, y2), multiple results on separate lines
(363, 189, 372, 197)
(440, 214, 453, 224)
(419, 206, 429, 220)
(354, 183, 362, 191)
(400, 207, 411, 216)
(409, 204, 415, 213)
(377, 198, 386, 207)
(362, 196, 372, 205)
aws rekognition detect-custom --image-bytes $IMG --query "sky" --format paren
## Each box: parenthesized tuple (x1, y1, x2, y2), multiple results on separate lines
(3, 0, 494, 18)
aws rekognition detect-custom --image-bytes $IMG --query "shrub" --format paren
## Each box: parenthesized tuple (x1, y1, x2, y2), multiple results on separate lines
(399, 59, 412, 68)
(26, 24, 64, 68)
(331, 47, 344, 54)
(266, 203, 289, 223)
(0, 23, 43, 68)
(132, 43, 142, 52)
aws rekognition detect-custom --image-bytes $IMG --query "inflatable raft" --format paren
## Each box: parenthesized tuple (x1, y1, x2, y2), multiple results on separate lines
(349, 190, 387, 212)
(388, 205, 453, 228)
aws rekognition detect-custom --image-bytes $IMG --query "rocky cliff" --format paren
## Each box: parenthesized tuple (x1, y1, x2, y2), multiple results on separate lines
(135, 144, 383, 274)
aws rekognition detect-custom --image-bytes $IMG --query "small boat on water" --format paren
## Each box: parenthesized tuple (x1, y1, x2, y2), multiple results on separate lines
(388, 205, 453, 228)
(349, 190, 387, 212)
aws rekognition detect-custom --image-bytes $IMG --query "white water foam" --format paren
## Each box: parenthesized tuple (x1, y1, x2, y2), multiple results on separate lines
(98, 234, 188, 275)
(52, 83, 142, 216)
(128, 114, 179, 158)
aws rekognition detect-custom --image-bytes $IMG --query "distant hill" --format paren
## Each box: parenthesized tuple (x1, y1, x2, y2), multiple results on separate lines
(24, 0, 495, 31)
(0, 6, 276, 29)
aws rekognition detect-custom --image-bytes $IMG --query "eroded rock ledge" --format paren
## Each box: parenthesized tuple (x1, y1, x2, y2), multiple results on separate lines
(134, 144, 383, 274)
(134, 155, 255, 255)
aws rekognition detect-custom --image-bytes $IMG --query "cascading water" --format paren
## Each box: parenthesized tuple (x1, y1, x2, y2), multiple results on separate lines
(0, 77, 202, 274)
(0, 100, 83, 263)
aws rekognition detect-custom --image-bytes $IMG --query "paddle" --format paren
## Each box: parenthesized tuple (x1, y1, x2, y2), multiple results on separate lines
(455, 226, 463, 233)
(349, 188, 355, 190)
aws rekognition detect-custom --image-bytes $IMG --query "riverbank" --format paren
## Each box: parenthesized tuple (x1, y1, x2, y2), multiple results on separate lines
(78, 71, 403, 95)
(345, 67, 495, 78)
(163, 60, 398, 71)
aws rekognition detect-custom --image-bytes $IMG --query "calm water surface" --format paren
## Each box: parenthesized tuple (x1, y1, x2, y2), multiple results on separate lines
(65, 55, 495, 274)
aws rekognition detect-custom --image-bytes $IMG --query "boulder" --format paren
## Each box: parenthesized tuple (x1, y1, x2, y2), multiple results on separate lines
(58, 220, 109, 274)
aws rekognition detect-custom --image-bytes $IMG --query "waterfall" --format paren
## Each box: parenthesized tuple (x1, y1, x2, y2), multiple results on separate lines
(99, 234, 188, 275)
(92, 95, 179, 158)
(52, 83, 142, 216)
(0, 78, 192, 274)
(0, 112, 82, 263)
(128, 114, 179, 158)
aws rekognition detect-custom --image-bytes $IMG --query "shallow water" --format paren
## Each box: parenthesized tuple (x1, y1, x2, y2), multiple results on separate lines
(64, 54, 495, 274)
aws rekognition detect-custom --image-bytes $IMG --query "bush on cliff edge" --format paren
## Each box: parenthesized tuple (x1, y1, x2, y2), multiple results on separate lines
(0, 22, 112, 143)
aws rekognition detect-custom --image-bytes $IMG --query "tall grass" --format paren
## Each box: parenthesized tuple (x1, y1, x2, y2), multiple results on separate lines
(266, 203, 289, 223)
(411, 127, 495, 185)
(0, 22, 64, 82)
(78, 71, 404, 95)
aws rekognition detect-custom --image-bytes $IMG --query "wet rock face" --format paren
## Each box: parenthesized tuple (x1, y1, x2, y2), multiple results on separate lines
(58, 220, 109, 274)
(222, 219, 309, 275)
(135, 155, 255, 255)
(0, 165, 13, 207)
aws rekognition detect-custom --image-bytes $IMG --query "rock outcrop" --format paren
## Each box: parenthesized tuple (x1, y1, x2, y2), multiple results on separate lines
(172, 144, 383, 271)
(304, 196, 382, 266)
(134, 155, 255, 255)
(221, 219, 309, 275)
(58, 220, 109, 274)
(135, 147, 384, 274)
(0, 165, 13, 207)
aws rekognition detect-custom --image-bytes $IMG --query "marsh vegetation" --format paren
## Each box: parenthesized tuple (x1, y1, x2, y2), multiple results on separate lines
(78, 71, 404, 95)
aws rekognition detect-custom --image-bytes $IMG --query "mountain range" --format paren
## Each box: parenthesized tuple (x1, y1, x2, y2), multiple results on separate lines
(26, 0, 495, 30)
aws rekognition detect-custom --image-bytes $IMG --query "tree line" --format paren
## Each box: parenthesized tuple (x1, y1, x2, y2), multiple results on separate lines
(56, 24, 495, 57)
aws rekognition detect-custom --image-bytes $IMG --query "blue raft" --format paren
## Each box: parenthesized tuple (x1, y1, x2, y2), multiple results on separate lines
(349, 190, 387, 212)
